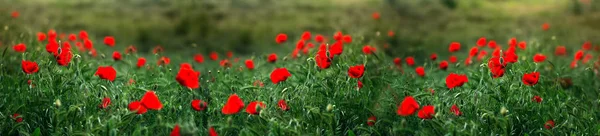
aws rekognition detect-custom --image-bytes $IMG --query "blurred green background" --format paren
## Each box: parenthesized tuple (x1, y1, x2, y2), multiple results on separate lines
(2, 0, 600, 58)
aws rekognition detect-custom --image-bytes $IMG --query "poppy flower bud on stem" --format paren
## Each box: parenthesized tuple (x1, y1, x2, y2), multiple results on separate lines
(326, 104, 334, 112)
(500, 107, 508, 115)
(54, 99, 62, 107)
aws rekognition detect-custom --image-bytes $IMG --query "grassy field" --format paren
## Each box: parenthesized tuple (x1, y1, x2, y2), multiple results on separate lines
(1, 0, 600, 135)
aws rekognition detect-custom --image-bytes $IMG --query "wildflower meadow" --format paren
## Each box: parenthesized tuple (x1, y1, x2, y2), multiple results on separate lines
(1, 0, 600, 135)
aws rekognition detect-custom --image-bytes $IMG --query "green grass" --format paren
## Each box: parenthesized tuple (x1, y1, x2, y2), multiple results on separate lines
(1, 0, 600, 135)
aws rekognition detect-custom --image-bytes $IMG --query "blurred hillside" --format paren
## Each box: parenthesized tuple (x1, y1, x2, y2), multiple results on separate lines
(2, 0, 600, 57)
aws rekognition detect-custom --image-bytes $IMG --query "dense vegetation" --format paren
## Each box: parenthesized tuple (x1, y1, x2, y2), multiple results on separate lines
(1, 0, 600, 135)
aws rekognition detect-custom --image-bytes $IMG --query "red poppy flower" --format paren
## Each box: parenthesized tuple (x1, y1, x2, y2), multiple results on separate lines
(209, 127, 218, 136)
(488, 57, 506, 78)
(302, 46, 311, 55)
(476, 37, 486, 47)
(439, 60, 448, 70)
(95, 66, 117, 81)
(153, 46, 164, 54)
(79, 30, 89, 39)
(158, 56, 170, 66)
(518, 41, 526, 50)
(445, 73, 468, 89)
(388, 30, 395, 37)
(342, 35, 352, 43)
(372, 12, 380, 20)
(75, 42, 84, 52)
(348, 65, 365, 78)
(333, 31, 343, 41)
(46, 40, 59, 55)
(555, 46, 566, 56)
(56, 50, 72, 66)
(137, 57, 146, 68)
(267, 53, 277, 63)
(81, 39, 93, 50)
(415, 66, 425, 77)
(291, 49, 299, 59)
(503, 46, 518, 63)
(246, 101, 266, 115)
(450, 104, 461, 116)
(170, 124, 180, 136)
(469, 47, 478, 57)
(68, 34, 77, 41)
(175, 66, 200, 89)
(21, 60, 39, 74)
(219, 59, 231, 68)
(300, 31, 311, 41)
(245, 59, 255, 70)
(367, 116, 376, 126)
(522, 72, 540, 86)
(315, 34, 325, 43)
(12, 113, 22, 123)
(316, 44, 332, 69)
(11, 11, 19, 18)
(47, 29, 57, 40)
(574, 50, 584, 60)
(417, 105, 435, 119)
(28, 80, 34, 87)
(445, 56, 456, 64)
(140, 91, 163, 110)
(13, 43, 26, 53)
(508, 37, 517, 47)
(397, 96, 419, 116)
(430, 53, 437, 61)
(275, 33, 288, 44)
(393, 57, 402, 66)
(190, 54, 203, 64)
(104, 36, 115, 47)
(270, 68, 291, 84)
(278, 99, 289, 111)
(476, 50, 488, 62)
(209, 52, 218, 61)
(222, 94, 245, 115)
(99, 97, 111, 109)
(542, 23, 550, 31)
(112, 51, 122, 61)
(533, 54, 546, 63)
(180, 63, 192, 70)
(37, 32, 46, 41)
(88, 48, 97, 57)
(224, 51, 232, 58)
(362, 45, 376, 55)
(191, 99, 208, 111)
(488, 40, 497, 49)
(125, 45, 137, 54)
(449, 42, 461, 52)
(128, 101, 147, 114)
(464, 56, 473, 66)
(357, 80, 363, 89)
(62, 42, 71, 51)
(583, 54, 593, 64)
(544, 120, 555, 129)
(571, 59, 578, 69)
(582, 41, 592, 50)
(329, 41, 344, 57)
(405, 57, 415, 66)
(532, 95, 542, 103)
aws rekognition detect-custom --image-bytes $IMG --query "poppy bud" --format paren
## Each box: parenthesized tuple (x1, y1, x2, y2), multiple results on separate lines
(500, 107, 508, 115)
(326, 104, 334, 112)
(54, 99, 62, 107)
